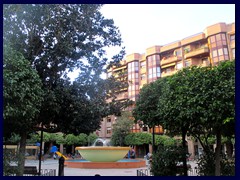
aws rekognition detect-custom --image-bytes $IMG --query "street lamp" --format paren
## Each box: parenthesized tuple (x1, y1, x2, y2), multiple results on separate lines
(150, 125, 164, 153)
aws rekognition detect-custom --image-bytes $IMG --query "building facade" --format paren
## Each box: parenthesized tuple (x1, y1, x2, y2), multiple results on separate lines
(97, 22, 235, 157)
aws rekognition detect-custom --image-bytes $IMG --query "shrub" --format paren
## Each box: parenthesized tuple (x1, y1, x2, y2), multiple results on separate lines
(151, 144, 183, 176)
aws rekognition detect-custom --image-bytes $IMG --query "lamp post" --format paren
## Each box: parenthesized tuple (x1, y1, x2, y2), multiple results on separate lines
(38, 123, 44, 175)
(152, 126, 155, 153)
(150, 125, 164, 154)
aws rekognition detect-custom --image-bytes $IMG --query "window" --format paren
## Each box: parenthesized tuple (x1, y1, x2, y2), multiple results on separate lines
(185, 60, 190, 67)
(140, 61, 146, 68)
(216, 34, 221, 41)
(221, 34, 226, 40)
(174, 49, 182, 56)
(223, 48, 228, 55)
(218, 48, 223, 56)
(166, 68, 171, 73)
(210, 36, 216, 43)
(212, 50, 218, 57)
(202, 58, 208, 65)
(176, 62, 183, 70)
(232, 48, 235, 59)
(107, 117, 111, 123)
(107, 128, 111, 134)
(230, 34, 235, 41)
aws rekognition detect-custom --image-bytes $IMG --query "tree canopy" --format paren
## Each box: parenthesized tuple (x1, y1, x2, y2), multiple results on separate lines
(133, 60, 235, 176)
(3, 44, 43, 138)
(3, 4, 129, 135)
(110, 111, 134, 146)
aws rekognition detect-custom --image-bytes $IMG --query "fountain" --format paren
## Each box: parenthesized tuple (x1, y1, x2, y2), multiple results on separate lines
(64, 138, 146, 169)
(75, 138, 130, 162)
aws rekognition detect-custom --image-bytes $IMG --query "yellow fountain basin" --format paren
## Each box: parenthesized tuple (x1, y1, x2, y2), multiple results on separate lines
(75, 146, 131, 162)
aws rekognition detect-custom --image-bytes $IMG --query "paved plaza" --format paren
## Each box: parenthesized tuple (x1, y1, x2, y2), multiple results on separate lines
(24, 158, 198, 176)
(25, 159, 146, 176)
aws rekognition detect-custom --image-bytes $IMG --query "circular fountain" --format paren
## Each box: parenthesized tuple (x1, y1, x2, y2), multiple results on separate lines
(76, 138, 130, 162)
(64, 138, 146, 169)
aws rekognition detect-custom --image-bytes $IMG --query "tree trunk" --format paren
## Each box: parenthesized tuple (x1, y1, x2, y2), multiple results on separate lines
(215, 130, 222, 176)
(225, 138, 233, 159)
(181, 129, 188, 176)
(72, 144, 75, 154)
(17, 133, 27, 176)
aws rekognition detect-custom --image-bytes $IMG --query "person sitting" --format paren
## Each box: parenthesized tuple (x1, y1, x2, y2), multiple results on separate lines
(130, 148, 135, 159)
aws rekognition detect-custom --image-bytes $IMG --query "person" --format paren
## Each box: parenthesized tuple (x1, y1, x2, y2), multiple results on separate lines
(130, 148, 135, 159)
(146, 152, 152, 160)
(53, 153, 57, 160)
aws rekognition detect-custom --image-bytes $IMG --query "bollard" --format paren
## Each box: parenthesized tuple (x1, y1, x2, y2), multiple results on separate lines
(58, 156, 65, 176)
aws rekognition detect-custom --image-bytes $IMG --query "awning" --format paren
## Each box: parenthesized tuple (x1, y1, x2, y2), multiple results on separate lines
(161, 62, 176, 69)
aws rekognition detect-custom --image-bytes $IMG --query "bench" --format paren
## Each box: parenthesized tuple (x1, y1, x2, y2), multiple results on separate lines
(23, 166, 38, 175)
(10, 166, 38, 175)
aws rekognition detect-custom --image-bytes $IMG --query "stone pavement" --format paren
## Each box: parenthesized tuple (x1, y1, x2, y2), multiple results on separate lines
(25, 159, 198, 176)
(25, 159, 147, 176)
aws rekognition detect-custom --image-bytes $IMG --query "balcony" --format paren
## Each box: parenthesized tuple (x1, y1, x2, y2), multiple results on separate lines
(160, 56, 182, 66)
(161, 70, 176, 77)
(184, 47, 209, 59)
(116, 92, 128, 100)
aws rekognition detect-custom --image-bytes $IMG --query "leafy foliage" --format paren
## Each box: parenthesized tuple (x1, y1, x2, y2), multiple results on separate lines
(197, 151, 235, 176)
(151, 144, 184, 176)
(133, 77, 168, 127)
(111, 112, 134, 146)
(3, 4, 128, 135)
(124, 132, 152, 146)
(134, 60, 235, 176)
(3, 44, 43, 138)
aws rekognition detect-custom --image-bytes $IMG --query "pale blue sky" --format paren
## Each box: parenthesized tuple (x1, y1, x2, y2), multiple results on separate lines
(101, 4, 235, 56)
(68, 4, 235, 80)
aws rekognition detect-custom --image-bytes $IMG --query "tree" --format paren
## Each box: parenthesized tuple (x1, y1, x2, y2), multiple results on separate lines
(203, 60, 235, 175)
(3, 4, 128, 174)
(111, 112, 134, 146)
(87, 133, 98, 146)
(3, 4, 127, 134)
(65, 134, 78, 154)
(3, 45, 43, 175)
(133, 78, 168, 153)
(133, 78, 168, 128)
(124, 132, 152, 146)
(76, 133, 88, 146)
(158, 61, 235, 176)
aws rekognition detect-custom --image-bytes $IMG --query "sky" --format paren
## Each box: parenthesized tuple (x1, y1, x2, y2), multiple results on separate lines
(68, 4, 235, 80)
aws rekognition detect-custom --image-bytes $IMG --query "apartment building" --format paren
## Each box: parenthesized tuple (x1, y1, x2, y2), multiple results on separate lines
(97, 22, 235, 155)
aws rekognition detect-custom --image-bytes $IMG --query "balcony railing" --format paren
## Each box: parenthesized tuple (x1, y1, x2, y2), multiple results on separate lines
(116, 92, 128, 100)
(184, 47, 209, 59)
(161, 56, 182, 66)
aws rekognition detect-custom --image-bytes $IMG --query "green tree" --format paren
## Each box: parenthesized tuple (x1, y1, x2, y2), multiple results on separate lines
(3, 4, 127, 134)
(3, 4, 128, 174)
(87, 133, 98, 146)
(133, 78, 168, 128)
(158, 61, 235, 176)
(76, 133, 88, 146)
(203, 60, 235, 175)
(111, 112, 134, 146)
(65, 134, 78, 154)
(133, 78, 168, 153)
(124, 132, 152, 146)
(3, 45, 43, 175)
(55, 133, 66, 146)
